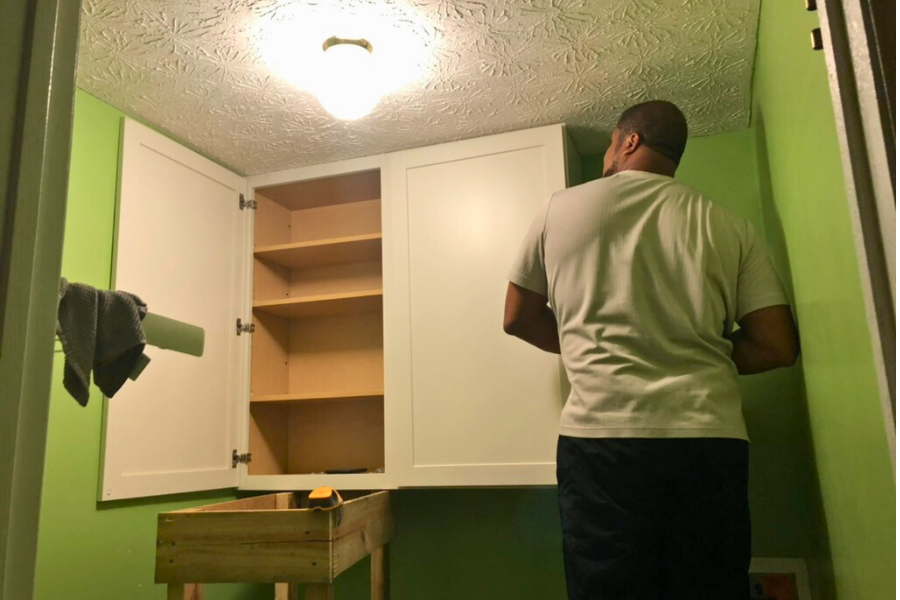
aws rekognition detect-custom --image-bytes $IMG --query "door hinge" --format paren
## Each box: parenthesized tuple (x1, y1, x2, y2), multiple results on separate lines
(239, 194, 257, 210)
(236, 318, 255, 335)
(232, 449, 252, 468)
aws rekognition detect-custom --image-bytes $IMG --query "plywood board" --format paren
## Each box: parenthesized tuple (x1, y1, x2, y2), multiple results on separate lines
(257, 170, 380, 211)
(287, 397, 385, 474)
(289, 261, 382, 299)
(250, 312, 289, 397)
(254, 194, 291, 246)
(253, 290, 383, 320)
(254, 234, 382, 270)
(249, 404, 289, 476)
(287, 312, 384, 396)
(252, 392, 384, 404)
(290, 199, 381, 243)
(253, 256, 290, 301)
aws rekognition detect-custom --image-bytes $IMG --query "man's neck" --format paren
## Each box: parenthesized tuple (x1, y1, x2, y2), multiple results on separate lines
(622, 153, 678, 177)
(620, 165, 676, 178)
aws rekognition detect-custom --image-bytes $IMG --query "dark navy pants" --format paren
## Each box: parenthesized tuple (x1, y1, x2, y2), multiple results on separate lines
(557, 436, 751, 600)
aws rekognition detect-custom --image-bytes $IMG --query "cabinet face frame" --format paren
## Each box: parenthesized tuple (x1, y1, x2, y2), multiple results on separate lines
(240, 154, 398, 491)
(386, 124, 570, 488)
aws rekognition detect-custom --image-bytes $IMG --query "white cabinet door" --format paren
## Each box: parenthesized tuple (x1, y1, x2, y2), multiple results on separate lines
(101, 119, 249, 500)
(387, 125, 570, 486)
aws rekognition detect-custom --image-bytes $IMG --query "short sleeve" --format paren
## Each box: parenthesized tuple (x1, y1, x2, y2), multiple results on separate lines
(507, 200, 550, 296)
(736, 222, 789, 320)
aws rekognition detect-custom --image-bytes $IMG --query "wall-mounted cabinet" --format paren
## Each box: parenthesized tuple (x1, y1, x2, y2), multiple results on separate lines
(102, 119, 575, 499)
(247, 167, 388, 490)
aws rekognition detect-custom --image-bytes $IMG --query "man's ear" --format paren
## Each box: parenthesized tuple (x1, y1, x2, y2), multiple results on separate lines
(622, 131, 641, 156)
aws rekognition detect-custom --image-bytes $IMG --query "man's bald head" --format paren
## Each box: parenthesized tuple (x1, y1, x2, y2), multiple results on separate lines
(603, 101, 689, 177)
(616, 101, 688, 165)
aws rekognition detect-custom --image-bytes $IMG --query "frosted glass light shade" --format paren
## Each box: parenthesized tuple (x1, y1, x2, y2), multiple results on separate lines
(315, 41, 380, 120)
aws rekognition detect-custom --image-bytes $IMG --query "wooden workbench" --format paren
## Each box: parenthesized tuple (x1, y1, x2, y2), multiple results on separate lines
(155, 491, 392, 600)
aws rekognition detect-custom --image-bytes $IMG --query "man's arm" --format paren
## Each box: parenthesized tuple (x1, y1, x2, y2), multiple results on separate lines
(503, 282, 560, 354)
(728, 305, 800, 374)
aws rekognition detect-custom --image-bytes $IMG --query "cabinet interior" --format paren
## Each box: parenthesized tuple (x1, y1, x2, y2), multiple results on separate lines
(249, 169, 385, 476)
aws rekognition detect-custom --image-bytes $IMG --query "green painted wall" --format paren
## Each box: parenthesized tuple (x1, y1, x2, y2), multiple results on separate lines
(751, 1, 895, 598)
(34, 90, 270, 600)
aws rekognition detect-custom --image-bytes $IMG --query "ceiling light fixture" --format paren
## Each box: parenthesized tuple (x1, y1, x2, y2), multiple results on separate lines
(255, 3, 434, 122)
(316, 36, 379, 120)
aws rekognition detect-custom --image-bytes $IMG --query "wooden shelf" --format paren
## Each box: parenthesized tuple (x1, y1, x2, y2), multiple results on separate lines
(256, 170, 381, 210)
(254, 233, 382, 270)
(251, 390, 384, 404)
(253, 289, 383, 319)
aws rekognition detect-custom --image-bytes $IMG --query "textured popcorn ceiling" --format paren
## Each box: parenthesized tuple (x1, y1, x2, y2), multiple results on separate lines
(78, 0, 761, 176)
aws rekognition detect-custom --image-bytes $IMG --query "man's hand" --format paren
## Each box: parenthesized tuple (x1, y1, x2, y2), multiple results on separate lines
(728, 305, 799, 374)
(503, 282, 561, 354)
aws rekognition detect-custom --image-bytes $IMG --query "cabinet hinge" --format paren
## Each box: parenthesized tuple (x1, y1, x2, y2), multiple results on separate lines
(236, 318, 255, 336)
(232, 449, 252, 468)
(239, 194, 257, 211)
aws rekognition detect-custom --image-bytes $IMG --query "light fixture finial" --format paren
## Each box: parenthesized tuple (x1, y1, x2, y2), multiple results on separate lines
(322, 36, 373, 53)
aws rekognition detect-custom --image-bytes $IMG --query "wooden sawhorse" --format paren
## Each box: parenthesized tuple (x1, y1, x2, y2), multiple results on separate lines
(157, 491, 392, 600)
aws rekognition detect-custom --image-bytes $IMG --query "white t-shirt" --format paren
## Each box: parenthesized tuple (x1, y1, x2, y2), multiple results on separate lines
(508, 169, 788, 440)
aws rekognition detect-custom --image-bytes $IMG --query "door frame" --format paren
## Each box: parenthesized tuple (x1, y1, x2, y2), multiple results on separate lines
(819, 0, 896, 470)
(0, 0, 82, 598)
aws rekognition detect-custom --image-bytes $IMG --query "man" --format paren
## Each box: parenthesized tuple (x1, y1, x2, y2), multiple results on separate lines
(503, 100, 799, 600)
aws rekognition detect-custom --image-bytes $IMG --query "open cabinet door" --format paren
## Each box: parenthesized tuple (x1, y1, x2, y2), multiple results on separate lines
(99, 119, 249, 500)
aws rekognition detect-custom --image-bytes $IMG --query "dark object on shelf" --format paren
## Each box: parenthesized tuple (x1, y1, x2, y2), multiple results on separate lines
(325, 467, 368, 474)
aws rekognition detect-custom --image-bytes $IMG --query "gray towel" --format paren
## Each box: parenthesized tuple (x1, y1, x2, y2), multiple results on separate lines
(56, 278, 149, 406)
